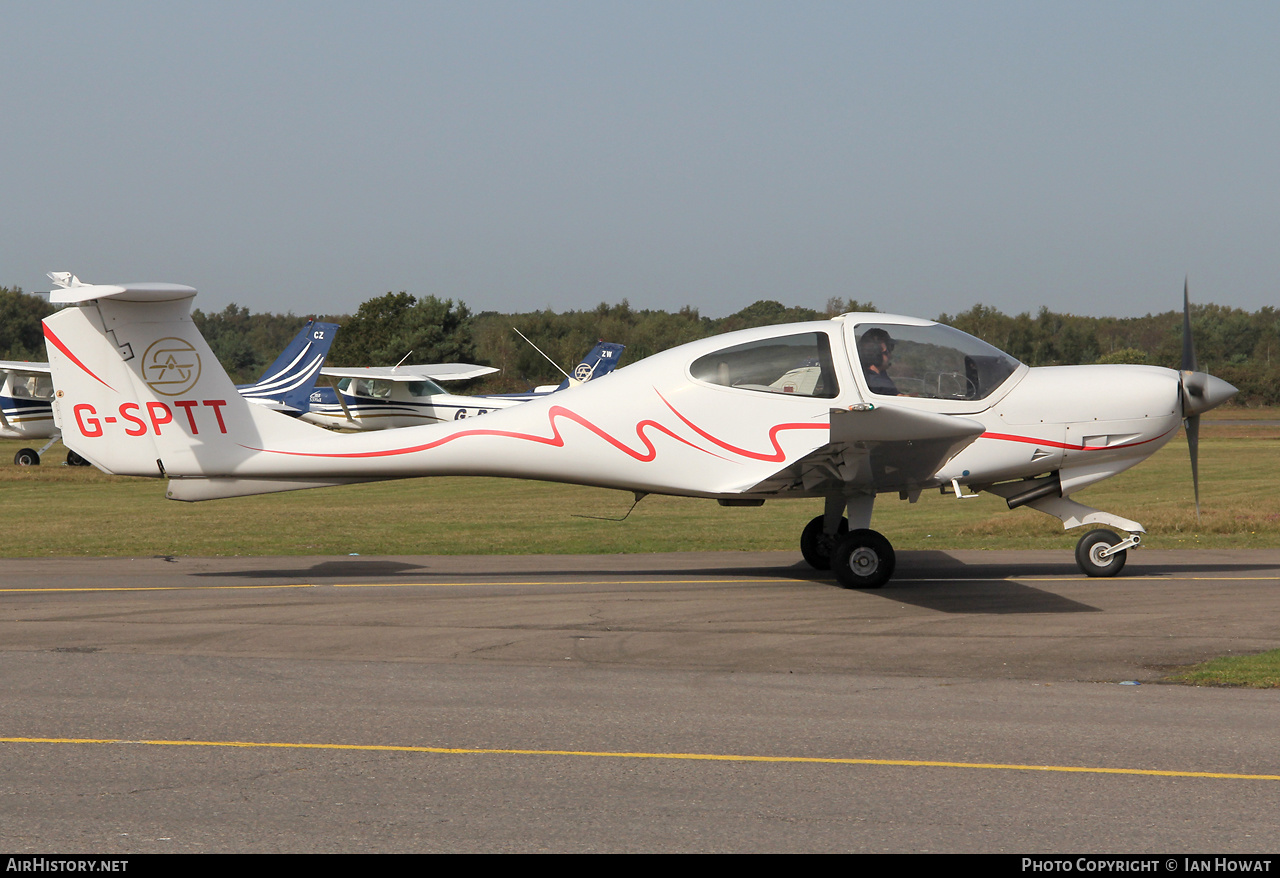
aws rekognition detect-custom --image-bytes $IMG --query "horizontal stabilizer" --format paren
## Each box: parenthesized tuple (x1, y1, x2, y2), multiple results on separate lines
(49, 281, 197, 305)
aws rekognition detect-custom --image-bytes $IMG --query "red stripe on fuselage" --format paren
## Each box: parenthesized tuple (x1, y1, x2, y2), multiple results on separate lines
(248, 403, 727, 462)
(248, 392, 827, 465)
(980, 428, 1176, 452)
(657, 390, 827, 462)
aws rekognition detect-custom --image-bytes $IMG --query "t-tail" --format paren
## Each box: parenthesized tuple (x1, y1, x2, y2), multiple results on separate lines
(42, 279, 379, 500)
(237, 319, 340, 413)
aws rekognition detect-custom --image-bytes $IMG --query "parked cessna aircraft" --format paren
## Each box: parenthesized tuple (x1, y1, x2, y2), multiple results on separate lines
(41, 275, 1236, 588)
(5, 277, 337, 465)
(304, 341, 625, 430)
(0, 360, 62, 464)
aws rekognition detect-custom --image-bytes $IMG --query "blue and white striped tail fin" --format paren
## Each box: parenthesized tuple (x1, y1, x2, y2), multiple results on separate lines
(237, 320, 339, 413)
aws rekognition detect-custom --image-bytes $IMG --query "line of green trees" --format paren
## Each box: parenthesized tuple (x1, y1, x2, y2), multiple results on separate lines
(3, 284, 1278, 404)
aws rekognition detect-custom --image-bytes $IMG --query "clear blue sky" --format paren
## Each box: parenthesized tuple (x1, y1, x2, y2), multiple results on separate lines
(4, 1, 1278, 319)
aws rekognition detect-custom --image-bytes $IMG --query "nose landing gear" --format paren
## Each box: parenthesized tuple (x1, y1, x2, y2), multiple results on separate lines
(1074, 529, 1141, 578)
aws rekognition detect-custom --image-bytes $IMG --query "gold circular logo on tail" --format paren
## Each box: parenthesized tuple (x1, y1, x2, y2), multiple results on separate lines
(142, 337, 202, 396)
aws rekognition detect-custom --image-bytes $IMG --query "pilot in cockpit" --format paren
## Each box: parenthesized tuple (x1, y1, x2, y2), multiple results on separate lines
(858, 327, 899, 396)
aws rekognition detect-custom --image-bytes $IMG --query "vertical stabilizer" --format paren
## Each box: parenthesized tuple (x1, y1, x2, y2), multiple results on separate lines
(44, 284, 323, 478)
(238, 319, 340, 412)
(555, 341, 626, 390)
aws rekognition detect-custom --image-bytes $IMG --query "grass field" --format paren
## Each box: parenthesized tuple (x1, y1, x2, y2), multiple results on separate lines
(1168, 649, 1280, 688)
(3, 411, 1276, 558)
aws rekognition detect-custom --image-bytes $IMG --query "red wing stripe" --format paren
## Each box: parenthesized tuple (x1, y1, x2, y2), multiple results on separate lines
(42, 325, 115, 391)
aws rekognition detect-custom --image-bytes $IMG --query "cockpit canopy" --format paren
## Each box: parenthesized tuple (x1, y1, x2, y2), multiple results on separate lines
(853, 322, 1021, 400)
(685, 319, 1024, 405)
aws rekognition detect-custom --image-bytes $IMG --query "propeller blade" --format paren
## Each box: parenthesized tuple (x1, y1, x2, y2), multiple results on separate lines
(1177, 279, 1237, 521)
(1182, 278, 1202, 521)
(1181, 276, 1197, 373)
(1185, 412, 1201, 520)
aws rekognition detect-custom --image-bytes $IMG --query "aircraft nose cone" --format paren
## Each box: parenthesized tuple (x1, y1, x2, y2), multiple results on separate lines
(1181, 371, 1238, 417)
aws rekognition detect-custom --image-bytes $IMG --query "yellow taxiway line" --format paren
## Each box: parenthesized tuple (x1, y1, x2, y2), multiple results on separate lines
(2, 736, 1278, 781)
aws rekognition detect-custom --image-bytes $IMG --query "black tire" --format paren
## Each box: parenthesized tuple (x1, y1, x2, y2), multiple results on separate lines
(1075, 529, 1127, 577)
(66, 450, 88, 467)
(831, 529, 896, 589)
(800, 514, 848, 571)
(14, 448, 39, 466)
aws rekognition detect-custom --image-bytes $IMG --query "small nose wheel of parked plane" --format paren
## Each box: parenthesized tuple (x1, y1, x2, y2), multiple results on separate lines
(1074, 529, 1140, 577)
(831, 529, 896, 589)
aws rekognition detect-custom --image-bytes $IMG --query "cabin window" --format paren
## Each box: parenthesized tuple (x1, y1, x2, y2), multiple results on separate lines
(405, 380, 446, 397)
(340, 378, 392, 399)
(3, 375, 53, 399)
(690, 332, 839, 398)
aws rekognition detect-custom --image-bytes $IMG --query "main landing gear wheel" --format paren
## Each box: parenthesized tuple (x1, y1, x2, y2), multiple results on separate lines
(831, 529, 895, 589)
(66, 450, 89, 467)
(1075, 529, 1127, 577)
(800, 515, 848, 570)
(14, 448, 39, 466)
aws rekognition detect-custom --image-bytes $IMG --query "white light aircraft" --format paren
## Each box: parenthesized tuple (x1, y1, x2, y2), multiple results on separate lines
(303, 341, 625, 430)
(0, 360, 65, 464)
(42, 277, 1236, 588)
(303, 362, 500, 430)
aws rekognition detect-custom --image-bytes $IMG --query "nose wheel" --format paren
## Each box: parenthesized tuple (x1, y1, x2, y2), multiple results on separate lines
(1074, 529, 1135, 577)
(831, 529, 896, 589)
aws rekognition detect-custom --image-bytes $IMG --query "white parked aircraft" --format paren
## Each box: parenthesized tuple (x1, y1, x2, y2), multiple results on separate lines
(0, 361, 62, 464)
(303, 341, 625, 430)
(41, 277, 1236, 588)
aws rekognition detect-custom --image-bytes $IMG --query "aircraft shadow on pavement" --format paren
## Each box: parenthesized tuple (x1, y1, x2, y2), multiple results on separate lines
(186, 553, 1098, 615)
(185, 550, 1274, 615)
(192, 559, 433, 579)
(186, 551, 1277, 583)
(789, 552, 1101, 614)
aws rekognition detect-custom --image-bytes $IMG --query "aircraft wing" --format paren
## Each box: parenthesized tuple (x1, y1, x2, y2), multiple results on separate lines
(738, 403, 986, 496)
(0, 360, 53, 375)
(320, 364, 498, 382)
